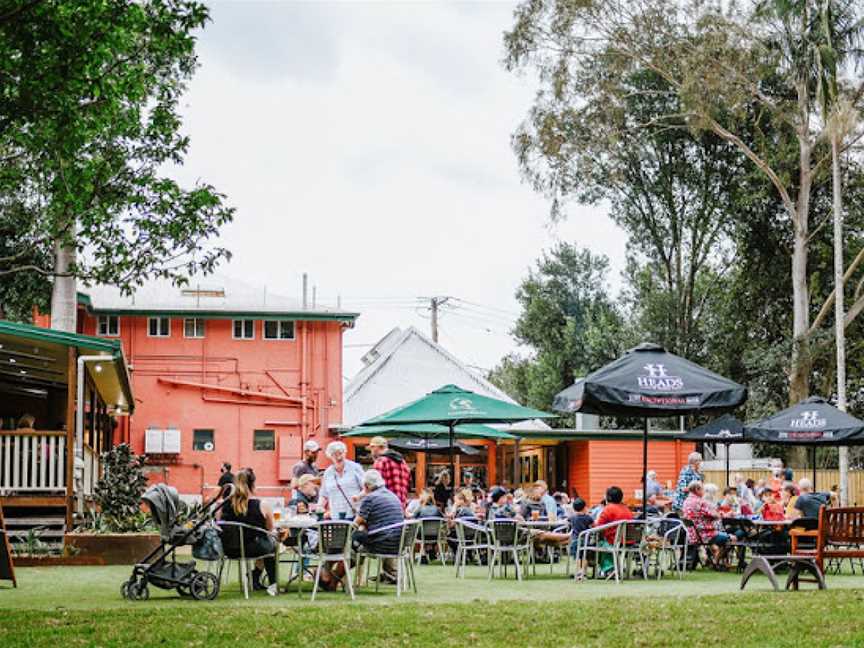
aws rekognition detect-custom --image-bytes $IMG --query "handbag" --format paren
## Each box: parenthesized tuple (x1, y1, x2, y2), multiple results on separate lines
(192, 526, 223, 561)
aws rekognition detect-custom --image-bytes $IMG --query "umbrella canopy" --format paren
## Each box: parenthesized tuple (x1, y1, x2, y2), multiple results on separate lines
(553, 343, 747, 417)
(744, 397, 864, 446)
(360, 384, 556, 426)
(342, 422, 516, 440)
(386, 437, 480, 455)
(680, 414, 745, 487)
(680, 414, 744, 442)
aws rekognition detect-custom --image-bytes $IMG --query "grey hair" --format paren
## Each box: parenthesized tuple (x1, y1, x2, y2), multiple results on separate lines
(363, 469, 385, 490)
(647, 470, 657, 480)
(688, 480, 704, 494)
(798, 478, 813, 492)
(325, 440, 347, 459)
(688, 452, 703, 465)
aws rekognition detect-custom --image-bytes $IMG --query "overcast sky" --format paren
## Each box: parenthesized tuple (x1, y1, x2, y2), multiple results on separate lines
(172, 0, 626, 379)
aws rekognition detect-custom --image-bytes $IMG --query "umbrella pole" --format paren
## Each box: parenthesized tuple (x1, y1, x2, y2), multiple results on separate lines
(812, 446, 817, 490)
(725, 443, 730, 489)
(449, 422, 455, 494)
(642, 418, 649, 520)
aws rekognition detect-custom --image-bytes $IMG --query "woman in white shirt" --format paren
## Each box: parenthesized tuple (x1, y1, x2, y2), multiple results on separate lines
(319, 441, 364, 520)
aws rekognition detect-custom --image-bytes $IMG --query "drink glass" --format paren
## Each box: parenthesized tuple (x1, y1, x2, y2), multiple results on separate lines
(273, 508, 282, 522)
(531, 509, 540, 521)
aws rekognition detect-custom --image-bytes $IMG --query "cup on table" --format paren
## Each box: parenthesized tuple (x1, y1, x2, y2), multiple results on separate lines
(531, 509, 540, 521)
(273, 507, 282, 522)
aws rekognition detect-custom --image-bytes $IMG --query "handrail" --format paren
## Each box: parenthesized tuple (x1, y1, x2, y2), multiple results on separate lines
(0, 429, 66, 437)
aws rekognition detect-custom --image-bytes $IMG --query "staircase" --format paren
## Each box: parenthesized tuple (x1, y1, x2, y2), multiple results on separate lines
(2, 506, 67, 555)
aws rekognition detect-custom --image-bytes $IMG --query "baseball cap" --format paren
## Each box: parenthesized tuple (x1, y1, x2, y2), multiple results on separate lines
(368, 436, 388, 448)
(303, 440, 320, 452)
(297, 474, 317, 487)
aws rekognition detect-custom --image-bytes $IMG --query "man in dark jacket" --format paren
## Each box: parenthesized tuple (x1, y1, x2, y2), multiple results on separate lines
(369, 436, 410, 508)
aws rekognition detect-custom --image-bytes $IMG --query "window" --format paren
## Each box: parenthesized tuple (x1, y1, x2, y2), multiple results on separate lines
(263, 320, 295, 340)
(232, 319, 255, 339)
(184, 318, 205, 338)
(253, 429, 275, 451)
(148, 317, 170, 337)
(97, 315, 119, 337)
(192, 429, 214, 451)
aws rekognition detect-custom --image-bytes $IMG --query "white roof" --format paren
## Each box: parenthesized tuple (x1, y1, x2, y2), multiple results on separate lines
(343, 326, 550, 429)
(81, 274, 358, 320)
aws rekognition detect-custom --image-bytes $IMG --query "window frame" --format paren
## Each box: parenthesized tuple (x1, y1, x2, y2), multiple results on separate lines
(96, 315, 120, 337)
(183, 318, 206, 339)
(147, 316, 171, 338)
(253, 429, 276, 452)
(192, 428, 215, 452)
(232, 319, 256, 340)
(263, 320, 295, 341)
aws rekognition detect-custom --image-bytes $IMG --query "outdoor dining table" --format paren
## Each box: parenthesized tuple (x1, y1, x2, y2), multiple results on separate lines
(274, 515, 322, 596)
(518, 519, 570, 529)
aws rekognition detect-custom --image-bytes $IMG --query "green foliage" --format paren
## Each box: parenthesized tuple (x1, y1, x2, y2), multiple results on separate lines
(10, 527, 50, 557)
(89, 443, 150, 533)
(0, 0, 233, 306)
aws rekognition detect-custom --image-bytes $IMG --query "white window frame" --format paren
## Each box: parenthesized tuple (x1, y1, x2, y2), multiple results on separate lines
(183, 318, 205, 339)
(97, 315, 120, 337)
(263, 320, 295, 341)
(232, 319, 255, 340)
(147, 316, 171, 338)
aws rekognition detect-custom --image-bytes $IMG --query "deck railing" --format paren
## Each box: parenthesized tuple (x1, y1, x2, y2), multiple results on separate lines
(0, 430, 67, 493)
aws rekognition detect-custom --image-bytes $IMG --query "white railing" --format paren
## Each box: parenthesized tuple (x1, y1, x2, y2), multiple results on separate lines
(81, 444, 100, 496)
(0, 431, 67, 493)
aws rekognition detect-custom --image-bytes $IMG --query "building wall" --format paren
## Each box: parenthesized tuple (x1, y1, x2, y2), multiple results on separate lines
(79, 313, 346, 496)
(566, 439, 695, 506)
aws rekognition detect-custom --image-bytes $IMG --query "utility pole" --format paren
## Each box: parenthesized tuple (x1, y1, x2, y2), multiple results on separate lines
(429, 296, 450, 343)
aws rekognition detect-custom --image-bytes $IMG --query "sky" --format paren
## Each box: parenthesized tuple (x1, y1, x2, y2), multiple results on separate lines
(172, 0, 626, 379)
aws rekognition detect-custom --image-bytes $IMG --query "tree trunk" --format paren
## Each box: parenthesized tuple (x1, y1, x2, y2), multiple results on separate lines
(50, 239, 77, 333)
(789, 136, 812, 405)
(832, 133, 849, 504)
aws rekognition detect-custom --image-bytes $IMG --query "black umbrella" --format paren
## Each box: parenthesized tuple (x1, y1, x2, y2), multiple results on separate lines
(744, 396, 864, 487)
(386, 437, 480, 455)
(679, 414, 744, 488)
(554, 343, 747, 518)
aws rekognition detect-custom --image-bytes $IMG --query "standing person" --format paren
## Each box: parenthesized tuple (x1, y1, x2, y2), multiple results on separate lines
(674, 452, 704, 511)
(292, 440, 321, 484)
(369, 436, 411, 507)
(319, 441, 364, 520)
(433, 471, 453, 510)
(217, 462, 234, 489)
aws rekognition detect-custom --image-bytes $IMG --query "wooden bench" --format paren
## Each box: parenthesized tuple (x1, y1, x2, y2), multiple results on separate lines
(797, 506, 864, 573)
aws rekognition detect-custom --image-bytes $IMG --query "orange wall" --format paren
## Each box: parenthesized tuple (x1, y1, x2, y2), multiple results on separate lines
(567, 439, 695, 506)
(79, 314, 347, 497)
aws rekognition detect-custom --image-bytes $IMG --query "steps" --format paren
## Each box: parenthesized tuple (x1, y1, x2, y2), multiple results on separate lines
(2, 508, 67, 554)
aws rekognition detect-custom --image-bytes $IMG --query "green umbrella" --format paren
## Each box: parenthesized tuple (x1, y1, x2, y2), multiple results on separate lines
(357, 384, 556, 484)
(342, 422, 516, 440)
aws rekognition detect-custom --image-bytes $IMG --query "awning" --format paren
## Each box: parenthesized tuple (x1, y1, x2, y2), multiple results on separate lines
(0, 319, 134, 413)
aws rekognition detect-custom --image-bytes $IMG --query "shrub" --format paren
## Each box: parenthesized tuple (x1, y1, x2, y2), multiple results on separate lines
(89, 443, 151, 533)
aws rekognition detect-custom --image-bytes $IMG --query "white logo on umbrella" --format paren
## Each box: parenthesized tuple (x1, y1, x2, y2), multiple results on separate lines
(637, 363, 684, 391)
(449, 398, 476, 411)
(789, 410, 827, 428)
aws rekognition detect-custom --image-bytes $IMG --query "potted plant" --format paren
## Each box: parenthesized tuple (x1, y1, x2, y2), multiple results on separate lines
(65, 444, 161, 564)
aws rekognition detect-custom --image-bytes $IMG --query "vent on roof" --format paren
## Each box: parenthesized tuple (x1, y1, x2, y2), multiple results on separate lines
(180, 288, 225, 298)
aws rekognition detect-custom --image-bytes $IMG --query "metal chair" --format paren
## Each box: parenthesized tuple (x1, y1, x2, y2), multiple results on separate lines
(308, 520, 354, 601)
(652, 517, 688, 579)
(355, 520, 420, 597)
(487, 519, 532, 581)
(414, 517, 449, 565)
(453, 518, 490, 578)
(575, 520, 626, 582)
(216, 521, 279, 599)
(613, 520, 649, 580)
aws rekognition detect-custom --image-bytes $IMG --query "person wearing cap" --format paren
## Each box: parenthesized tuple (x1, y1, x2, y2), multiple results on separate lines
(369, 436, 411, 508)
(292, 439, 321, 485)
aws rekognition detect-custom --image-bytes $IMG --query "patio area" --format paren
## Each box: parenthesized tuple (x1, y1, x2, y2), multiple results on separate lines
(3, 564, 864, 646)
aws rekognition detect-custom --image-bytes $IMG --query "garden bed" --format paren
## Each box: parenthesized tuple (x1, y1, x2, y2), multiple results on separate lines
(63, 533, 160, 565)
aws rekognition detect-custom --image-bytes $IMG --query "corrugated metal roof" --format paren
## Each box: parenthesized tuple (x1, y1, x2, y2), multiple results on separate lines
(343, 326, 549, 430)
(80, 274, 359, 322)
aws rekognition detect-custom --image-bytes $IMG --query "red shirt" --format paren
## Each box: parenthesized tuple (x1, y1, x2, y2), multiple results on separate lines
(373, 453, 410, 507)
(595, 503, 633, 544)
(761, 500, 785, 521)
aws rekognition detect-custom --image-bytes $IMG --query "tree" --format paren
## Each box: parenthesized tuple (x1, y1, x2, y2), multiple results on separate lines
(93, 443, 149, 532)
(489, 244, 629, 413)
(0, 0, 233, 330)
(504, 0, 864, 405)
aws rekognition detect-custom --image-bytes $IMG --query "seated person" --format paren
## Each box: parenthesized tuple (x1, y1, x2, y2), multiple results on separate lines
(350, 469, 406, 585)
(450, 488, 475, 519)
(759, 489, 786, 521)
(682, 481, 731, 563)
(487, 487, 519, 520)
(220, 468, 278, 596)
(519, 485, 546, 520)
(289, 474, 319, 514)
(593, 486, 634, 574)
(793, 478, 829, 519)
(413, 490, 444, 518)
(718, 487, 740, 517)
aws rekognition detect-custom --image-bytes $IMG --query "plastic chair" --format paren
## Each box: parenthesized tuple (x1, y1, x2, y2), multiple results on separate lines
(216, 521, 279, 599)
(308, 521, 354, 601)
(487, 519, 532, 581)
(355, 520, 420, 597)
(453, 518, 490, 578)
(414, 517, 449, 565)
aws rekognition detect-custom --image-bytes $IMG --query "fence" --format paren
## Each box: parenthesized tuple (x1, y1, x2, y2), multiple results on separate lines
(0, 430, 67, 493)
(703, 469, 864, 505)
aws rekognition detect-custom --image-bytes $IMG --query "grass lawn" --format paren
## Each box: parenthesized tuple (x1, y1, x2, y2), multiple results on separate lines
(2, 562, 864, 646)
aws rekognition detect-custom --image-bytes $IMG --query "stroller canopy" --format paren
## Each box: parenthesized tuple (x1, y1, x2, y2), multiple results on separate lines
(142, 483, 181, 542)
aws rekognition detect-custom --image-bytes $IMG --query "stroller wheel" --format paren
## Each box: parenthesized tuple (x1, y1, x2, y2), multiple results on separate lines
(190, 571, 220, 601)
(121, 580, 132, 600)
(127, 580, 150, 601)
